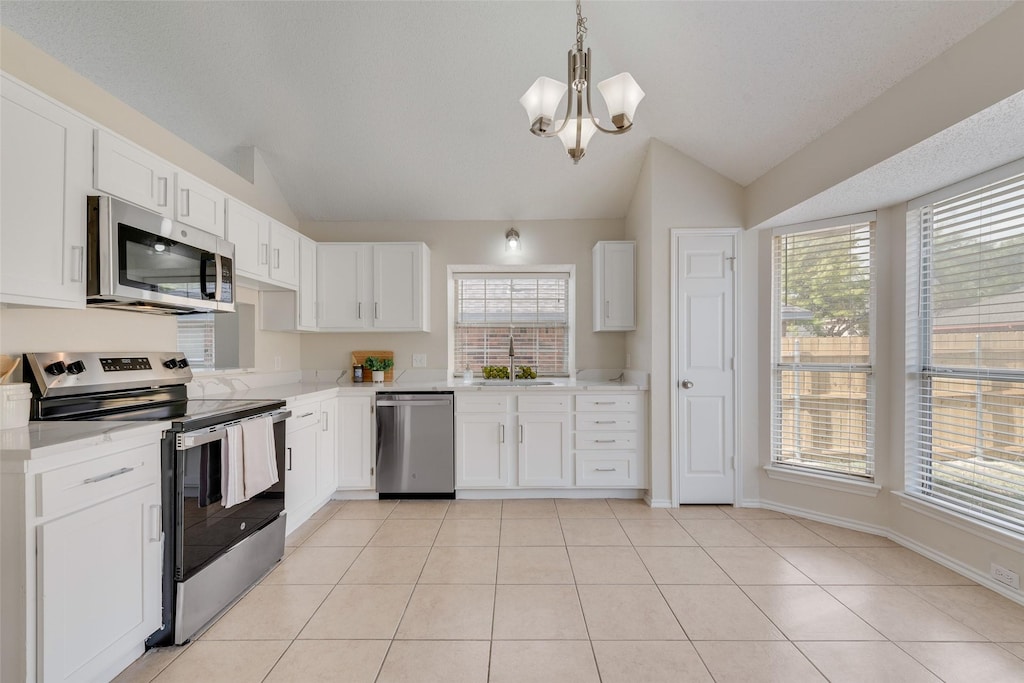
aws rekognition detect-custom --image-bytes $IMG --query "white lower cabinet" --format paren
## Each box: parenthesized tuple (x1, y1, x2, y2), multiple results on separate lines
(337, 395, 374, 489)
(1, 433, 164, 683)
(456, 412, 511, 487)
(284, 405, 321, 534)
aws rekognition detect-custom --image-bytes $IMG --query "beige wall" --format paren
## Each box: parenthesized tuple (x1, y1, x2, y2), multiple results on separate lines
(298, 220, 627, 374)
(626, 140, 747, 505)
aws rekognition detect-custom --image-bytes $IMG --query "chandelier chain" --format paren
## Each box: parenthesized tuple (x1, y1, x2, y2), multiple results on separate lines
(575, 0, 588, 53)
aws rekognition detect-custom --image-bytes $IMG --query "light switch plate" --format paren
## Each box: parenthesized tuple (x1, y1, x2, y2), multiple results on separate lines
(412, 353, 427, 368)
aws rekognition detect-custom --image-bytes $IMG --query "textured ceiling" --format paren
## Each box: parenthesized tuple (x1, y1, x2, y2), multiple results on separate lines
(0, 1, 1013, 222)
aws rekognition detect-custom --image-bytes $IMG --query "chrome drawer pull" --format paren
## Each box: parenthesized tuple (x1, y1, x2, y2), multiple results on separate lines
(593, 401, 615, 405)
(594, 439, 616, 443)
(297, 411, 316, 419)
(594, 467, 618, 472)
(594, 420, 616, 424)
(84, 466, 134, 484)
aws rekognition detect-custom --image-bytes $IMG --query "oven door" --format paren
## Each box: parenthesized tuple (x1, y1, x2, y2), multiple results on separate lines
(89, 195, 235, 313)
(174, 412, 288, 582)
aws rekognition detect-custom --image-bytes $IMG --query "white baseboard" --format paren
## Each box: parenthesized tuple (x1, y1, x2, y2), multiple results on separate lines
(457, 489, 644, 500)
(332, 489, 379, 501)
(759, 498, 1024, 608)
(646, 495, 672, 508)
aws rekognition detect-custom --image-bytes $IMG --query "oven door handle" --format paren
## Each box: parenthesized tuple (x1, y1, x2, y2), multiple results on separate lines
(175, 409, 291, 449)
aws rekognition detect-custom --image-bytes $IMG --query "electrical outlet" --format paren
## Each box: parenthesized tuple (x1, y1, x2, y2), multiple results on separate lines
(412, 353, 427, 368)
(991, 563, 1020, 589)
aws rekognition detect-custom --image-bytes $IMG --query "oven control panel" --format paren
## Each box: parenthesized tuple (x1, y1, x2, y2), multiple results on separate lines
(24, 351, 193, 399)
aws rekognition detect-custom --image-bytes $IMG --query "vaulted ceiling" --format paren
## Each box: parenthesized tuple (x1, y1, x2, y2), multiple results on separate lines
(0, 1, 1016, 222)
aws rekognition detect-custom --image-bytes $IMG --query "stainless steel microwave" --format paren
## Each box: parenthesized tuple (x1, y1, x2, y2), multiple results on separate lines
(87, 195, 235, 315)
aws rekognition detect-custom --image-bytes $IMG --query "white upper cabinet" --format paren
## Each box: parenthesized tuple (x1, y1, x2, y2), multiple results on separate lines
(336, 395, 374, 489)
(593, 240, 635, 331)
(174, 170, 226, 237)
(297, 236, 318, 330)
(94, 129, 174, 218)
(269, 220, 299, 288)
(317, 242, 430, 332)
(226, 200, 299, 290)
(1, 76, 91, 309)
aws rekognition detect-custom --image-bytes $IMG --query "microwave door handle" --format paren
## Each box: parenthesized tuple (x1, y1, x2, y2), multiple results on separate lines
(199, 255, 212, 300)
(214, 253, 223, 302)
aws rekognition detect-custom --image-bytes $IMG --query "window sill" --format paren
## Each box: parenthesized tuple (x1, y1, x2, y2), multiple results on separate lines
(892, 491, 1024, 551)
(763, 465, 881, 497)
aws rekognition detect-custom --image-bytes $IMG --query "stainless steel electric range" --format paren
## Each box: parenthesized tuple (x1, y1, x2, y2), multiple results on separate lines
(24, 352, 291, 646)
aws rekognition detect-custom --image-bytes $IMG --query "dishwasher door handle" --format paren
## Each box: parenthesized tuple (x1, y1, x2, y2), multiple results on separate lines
(375, 400, 452, 407)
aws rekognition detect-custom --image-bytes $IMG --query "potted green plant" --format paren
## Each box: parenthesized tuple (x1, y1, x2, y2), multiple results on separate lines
(363, 356, 394, 383)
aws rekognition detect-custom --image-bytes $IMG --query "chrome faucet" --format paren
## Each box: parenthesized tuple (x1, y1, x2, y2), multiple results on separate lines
(508, 335, 515, 384)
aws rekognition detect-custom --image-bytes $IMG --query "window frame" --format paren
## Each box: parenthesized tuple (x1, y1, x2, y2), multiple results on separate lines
(769, 216, 877, 481)
(905, 160, 1024, 536)
(447, 264, 576, 379)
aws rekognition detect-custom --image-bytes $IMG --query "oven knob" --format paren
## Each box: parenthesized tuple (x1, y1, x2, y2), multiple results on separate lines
(163, 359, 179, 370)
(45, 361, 67, 376)
(177, 358, 190, 369)
(66, 360, 86, 375)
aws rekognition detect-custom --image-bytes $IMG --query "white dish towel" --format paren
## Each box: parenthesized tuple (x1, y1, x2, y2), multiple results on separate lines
(241, 415, 279, 498)
(221, 423, 246, 508)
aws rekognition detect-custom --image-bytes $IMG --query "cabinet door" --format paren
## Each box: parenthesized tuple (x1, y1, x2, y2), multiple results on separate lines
(373, 243, 424, 330)
(337, 396, 373, 488)
(456, 414, 510, 487)
(269, 220, 299, 288)
(1, 77, 91, 308)
(38, 483, 162, 683)
(297, 236, 318, 330)
(317, 244, 369, 330)
(94, 129, 174, 218)
(517, 412, 572, 487)
(316, 398, 339, 499)
(594, 241, 635, 331)
(174, 170, 225, 237)
(285, 424, 318, 532)
(225, 199, 270, 280)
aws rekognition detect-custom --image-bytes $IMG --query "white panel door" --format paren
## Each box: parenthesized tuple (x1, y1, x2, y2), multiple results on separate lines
(675, 233, 736, 504)
(285, 424, 319, 533)
(594, 241, 635, 331)
(38, 484, 161, 683)
(175, 170, 225, 237)
(337, 396, 373, 489)
(297, 236, 318, 330)
(94, 129, 173, 217)
(517, 413, 572, 487)
(226, 199, 270, 280)
(317, 244, 369, 330)
(373, 243, 421, 329)
(456, 414, 510, 487)
(316, 398, 340, 500)
(269, 221, 299, 288)
(1, 77, 91, 308)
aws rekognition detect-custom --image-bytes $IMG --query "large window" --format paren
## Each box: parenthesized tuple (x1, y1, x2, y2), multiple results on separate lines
(453, 272, 572, 376)
(771, 221, 875, 478)
(907, 167, 1024, 534)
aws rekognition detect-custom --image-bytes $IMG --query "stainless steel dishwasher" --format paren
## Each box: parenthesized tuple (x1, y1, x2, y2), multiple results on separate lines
(375, 392, 455, 498)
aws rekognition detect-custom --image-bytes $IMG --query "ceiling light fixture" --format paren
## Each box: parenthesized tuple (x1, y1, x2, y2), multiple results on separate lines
(505, 227, 521, 251)
(519, 0, 644, 164)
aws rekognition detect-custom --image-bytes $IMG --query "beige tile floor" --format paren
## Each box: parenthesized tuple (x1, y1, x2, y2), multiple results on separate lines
(115, 499, 1024, 683)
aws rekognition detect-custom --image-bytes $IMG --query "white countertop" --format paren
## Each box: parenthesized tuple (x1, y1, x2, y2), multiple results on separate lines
(0, 420, 169, 469)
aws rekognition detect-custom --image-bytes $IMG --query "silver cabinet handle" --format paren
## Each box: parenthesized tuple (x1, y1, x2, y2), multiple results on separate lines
(287, 447, 293, 471)
(157, 177, 168, 207)
(595, 467, 618, 472)
(499, 424, 505, 444)
(595, 420, 616, 424)
(274, 248, 281, 269)
(604, 300, 610, 320)
(84, 466, 134, 484)
(181, 188, 190, 216)
(681, 380, 694, 389)
(374, 302, 380, 319)
(297, 411, 315, 419)
(261, 243, 269, 265)
(358, 302, 362, 319)
(70, 245, 84, 283)
(594, 439, 616, 444)
(519, 424, 524, 443)
(322, 411, 328, 431)
(149, 504, 162, 542)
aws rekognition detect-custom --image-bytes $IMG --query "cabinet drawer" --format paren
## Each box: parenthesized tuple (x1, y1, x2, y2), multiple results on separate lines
(575, 453, 638, 487)
(576, 394, 638, 412)
(287, 404, 322, 433)
(456, 394, 509, 413)
(576, 432, 637, 450)
(516, 394, 570, 413)
(575, 414, 637, 431)
(38, 444, 159, 518)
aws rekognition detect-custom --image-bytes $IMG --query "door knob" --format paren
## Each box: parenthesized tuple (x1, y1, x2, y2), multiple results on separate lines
(680, 380, 694, 389)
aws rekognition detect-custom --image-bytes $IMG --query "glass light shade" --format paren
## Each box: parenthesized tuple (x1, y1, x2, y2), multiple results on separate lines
(505, 227, 521, 252)
(597, 72, 645, 127)
(520, 77, 567, 128)
(555, 117, 599, 155)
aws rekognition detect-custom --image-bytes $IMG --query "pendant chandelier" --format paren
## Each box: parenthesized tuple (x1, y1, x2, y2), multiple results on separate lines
(519, 0, 645, 164)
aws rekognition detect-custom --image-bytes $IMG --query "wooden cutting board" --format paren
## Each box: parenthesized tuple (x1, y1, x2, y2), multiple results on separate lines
(352, 350, 395, 382)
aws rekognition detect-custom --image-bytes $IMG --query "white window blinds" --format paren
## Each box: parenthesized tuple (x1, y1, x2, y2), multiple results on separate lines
(907, 169, 1024, 534)
(177, 313, 216, 370)
(454, 273, 570, 376)
(771, 222, 875, 478)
